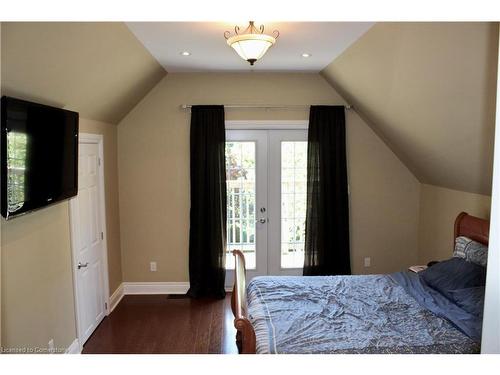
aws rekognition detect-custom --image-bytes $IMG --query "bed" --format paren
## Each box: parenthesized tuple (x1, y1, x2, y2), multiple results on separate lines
(230, 212, 489, 354)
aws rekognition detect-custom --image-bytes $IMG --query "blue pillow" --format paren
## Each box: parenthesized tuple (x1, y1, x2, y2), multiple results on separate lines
(419, 257, 486, 300)
(446, 287, 485, 317)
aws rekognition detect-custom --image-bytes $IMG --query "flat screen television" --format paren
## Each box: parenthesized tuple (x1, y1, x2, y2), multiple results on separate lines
(1, 96, 79, 219)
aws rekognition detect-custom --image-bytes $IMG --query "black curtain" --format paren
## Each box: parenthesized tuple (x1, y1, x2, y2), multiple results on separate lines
(187, 105, 227, 299)
(303, 105, 351, 276)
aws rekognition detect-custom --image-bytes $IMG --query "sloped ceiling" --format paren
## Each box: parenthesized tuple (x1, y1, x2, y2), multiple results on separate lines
(1, 22, 166, 124)
(322, 22, 498, 195)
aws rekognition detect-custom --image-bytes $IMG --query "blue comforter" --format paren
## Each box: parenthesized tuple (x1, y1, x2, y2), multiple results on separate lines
(246, 273, 481, 354)
(391, 271, 483, 341)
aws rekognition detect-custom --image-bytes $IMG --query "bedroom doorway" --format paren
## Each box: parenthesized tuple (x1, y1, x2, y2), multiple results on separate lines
(225, 127, 307, 287)
(69, 133, 110, 350)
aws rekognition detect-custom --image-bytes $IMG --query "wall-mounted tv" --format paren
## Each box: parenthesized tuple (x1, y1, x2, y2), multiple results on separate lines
(1, 96, 79, 219)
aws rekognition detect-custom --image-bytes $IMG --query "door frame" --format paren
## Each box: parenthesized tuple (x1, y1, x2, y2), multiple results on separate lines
(69, 133, 110, 352)
(226, 120, 308, 130)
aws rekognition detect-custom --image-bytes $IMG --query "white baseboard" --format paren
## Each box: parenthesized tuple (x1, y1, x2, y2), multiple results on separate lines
(122, 282, 190, 295)
(66, 339, 81, 354)
(107, 282, 232, 312)
(109, 283, 124, 313)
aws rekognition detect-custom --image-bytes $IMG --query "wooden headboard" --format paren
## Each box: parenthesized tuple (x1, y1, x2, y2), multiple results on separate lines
(454, 211, 490, 247)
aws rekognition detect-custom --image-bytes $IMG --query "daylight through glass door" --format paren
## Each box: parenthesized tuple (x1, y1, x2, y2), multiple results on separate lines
(224, 129, 307, 280)
(280, 141, 307, 268)
(225, 141, 256, 269)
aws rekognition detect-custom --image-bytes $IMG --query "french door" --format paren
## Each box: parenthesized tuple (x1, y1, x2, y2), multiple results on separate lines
(225, 129, 308, 286)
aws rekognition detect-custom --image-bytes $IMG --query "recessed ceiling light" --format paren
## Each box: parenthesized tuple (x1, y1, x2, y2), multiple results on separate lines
(301, 53, 312, 58)
(180, 51, 191, 56)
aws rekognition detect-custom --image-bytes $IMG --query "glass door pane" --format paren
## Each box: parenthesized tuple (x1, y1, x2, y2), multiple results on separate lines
(280, 141, 307, 268)
(268, 130, 308, 276)
(225, 141, 256, 269)
(225, 130, 268, 288)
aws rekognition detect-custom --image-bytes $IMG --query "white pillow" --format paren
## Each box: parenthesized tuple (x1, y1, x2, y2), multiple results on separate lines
(453, 236, 488, 267)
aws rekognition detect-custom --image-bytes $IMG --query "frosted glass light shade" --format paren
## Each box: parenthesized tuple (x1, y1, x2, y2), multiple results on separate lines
(227, 33, 276, 65)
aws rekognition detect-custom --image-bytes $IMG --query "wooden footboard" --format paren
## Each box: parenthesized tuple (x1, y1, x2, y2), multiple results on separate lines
(231, 250, 256, 354)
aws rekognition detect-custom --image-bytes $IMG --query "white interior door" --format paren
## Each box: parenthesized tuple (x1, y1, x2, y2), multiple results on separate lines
(225, 128, 307, 286)
(70, 139, 108, 346)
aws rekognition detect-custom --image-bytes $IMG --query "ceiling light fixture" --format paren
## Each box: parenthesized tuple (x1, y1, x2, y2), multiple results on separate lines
(301, 53, 312, 58)
(224, 21, 279, 66)
(180, 51, 191, 56)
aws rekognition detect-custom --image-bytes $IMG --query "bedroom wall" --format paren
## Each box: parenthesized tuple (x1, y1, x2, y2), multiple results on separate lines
(117, 72, 420, 282)
(0, 21, 146, 352)
(321, 22, 498, 195)
(1, 22, 166, 124)
(320, 21, 497, 274)
(0, 117, 122, 351)
(1, 202, 77, 351)
(418, 184, 491, 263)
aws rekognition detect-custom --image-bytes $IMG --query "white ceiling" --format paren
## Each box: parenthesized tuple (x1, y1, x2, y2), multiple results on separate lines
(126, 22, 374, 72)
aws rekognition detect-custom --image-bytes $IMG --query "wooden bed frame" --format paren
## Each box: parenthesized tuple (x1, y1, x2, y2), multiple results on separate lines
(231, 212, 490, 354)
(230, 249, 256, 353)
(454, 211, 489, 247)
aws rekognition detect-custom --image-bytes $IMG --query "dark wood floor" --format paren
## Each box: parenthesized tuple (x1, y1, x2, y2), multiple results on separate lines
(82, 294, 238, 354)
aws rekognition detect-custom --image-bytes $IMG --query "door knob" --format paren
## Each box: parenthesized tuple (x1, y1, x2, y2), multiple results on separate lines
(77, 262, 89, 269)
(256, 218, 267, 224)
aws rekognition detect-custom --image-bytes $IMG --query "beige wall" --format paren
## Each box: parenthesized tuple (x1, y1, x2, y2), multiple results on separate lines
(0, 117, 122, 351)
(1, 203, 76, 351)
(418, 184, 491, 263)
(322, 22, 498, 195)
(1, 22, 166, 124)
(117, 72, 421, 281)
(347, 110, 420, 273)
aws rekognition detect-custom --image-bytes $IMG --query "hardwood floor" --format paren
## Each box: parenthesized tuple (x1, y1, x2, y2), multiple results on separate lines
(82, 294, 238, 354)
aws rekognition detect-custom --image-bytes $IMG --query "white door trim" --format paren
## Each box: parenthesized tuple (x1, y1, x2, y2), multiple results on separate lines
(65, 339, 82, 354)
(225, 120, 308, 130)
(69, 133, 110, 352)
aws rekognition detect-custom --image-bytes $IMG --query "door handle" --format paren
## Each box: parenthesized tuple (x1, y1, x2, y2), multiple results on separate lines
(256, 218, 267, 224)
(77, 262, 89, 269)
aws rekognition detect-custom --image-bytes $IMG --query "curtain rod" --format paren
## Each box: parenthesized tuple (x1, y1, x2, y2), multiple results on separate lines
(180, 104, 353, 110)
